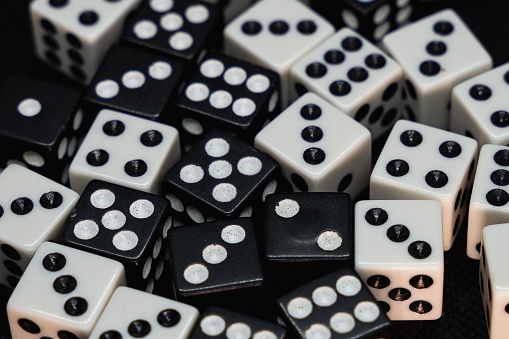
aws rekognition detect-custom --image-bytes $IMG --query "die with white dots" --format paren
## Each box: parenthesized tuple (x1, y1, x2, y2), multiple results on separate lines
(164, 129, 283, 223)
(0, 74, 83, 183)
(277, 267, 392, 338)
(176, 51, 281, 147)
(224, 0, 335, 106)
(89, 286, 199, 338)
(84, 45, 185, 123)
(381, 9, 492, 129)
(60, 180, 172, 293)
(69, 109, 181, 195)
(168, 218, 263, 297)
(30, 0, 142, 84)
(0, 164, 79, 289)
(467, 145, 509, 259)
(255, 92, 371, 198)
(355, 200, 444, 320)
(450, 62, 509, 147)
(290, 27, 403, 140)
(189, 306, 286, 339)
(370, 119, 477, 250)
(7, 241, 126, 338)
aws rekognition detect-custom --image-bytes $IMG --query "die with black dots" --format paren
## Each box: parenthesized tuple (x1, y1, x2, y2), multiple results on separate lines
(450, 62, 509, 146)
(355, 200, 444, 320)
(89, 286, 199, 338)
(175, 51, 281, 147)
(60, 180, 172, 293)
(370, 119, 477, 250)
(30, 0, 142, 84)
(290, 27, 403, 140)
(168, 218, 263, 297)
(7, 241, 126, 338)
(190, 306, 286, 338)
(255, 92, 371, 198)
(69, 109, 181, 194)
(0, 74, 83, 183)
(0, 164, 79, 289)
(277, 267, 392, 338)
(467, 145, 509, 259)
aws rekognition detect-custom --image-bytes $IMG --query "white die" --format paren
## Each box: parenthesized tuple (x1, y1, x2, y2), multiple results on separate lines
(89, 286, 199, 338)
(69, 109, 181, 194)
(450, 62, 509, 147)
(370, 119, 478, 250)
(7, 242, 126, 338)
(30, 0, 141, 84)
(467, 145, 509, 259)
(0, 164, 79, 289)
(381, 9, 492, 129)
(355, 200, 444, 320)
(290, 27, 404, 140)
(224, 0, 334, 107)
(480, 223, 509, 339)
(255, 92, 371, 198)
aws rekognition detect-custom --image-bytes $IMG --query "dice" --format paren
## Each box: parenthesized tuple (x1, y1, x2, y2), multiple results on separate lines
(224, 0, 334, 106)
(277, 267, 392, 338)
(450, 62, 509, 147)
(355, 200, 444, 320)
(0, 164, 79, 289)
(7, 242, 125, 338)
(381, 9, 492, 129)
(168, 218, 263, 297)
(90, 286, 199, 338)
(370, 119, 477, 250)
(69, 109, 181, 194)
(0, 74, 82, 183)
(30, 0, 141, 84)
(480, 223, 509, 339)
(190, 306, 286, 338)
(84, 45, 185, 123)
(60, 180, 171, 292)
(255, 92, 371, 198)
(290, 27, 404, 140)
(467, 145, 509, 259)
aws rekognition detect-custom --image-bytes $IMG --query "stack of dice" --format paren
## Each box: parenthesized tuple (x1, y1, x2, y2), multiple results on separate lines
(1, 0, 508, 337)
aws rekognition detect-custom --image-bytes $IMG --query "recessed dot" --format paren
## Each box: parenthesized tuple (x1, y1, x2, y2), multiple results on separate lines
(268, 92, 279, 113)
(200, 315, 225, 336)
(1, 244, 20, 261)
(43, 252, 66, 272)
(149, 0, 173, 12)
(200, 59, 225, 78)
(18, 318, 40, 334)
(53, 275, 77, 294)
(237, 157, 262, 176)
(152, 237, 162, 259)
(142, 256, 152, 279)
(247, 74, 270, 93)
(79, 10, 99, 26)
(491, 111, 509, 127)
(73, 220, 99, 240)
(342, 36, 362, 51)
(209, 90, 233, 109)
(240, 206, 252, 218)
(202, 244, 227, 264)
(486, 188, 509, 206)
(253, 331, 278, 339)
(208, 160, 232, 179)
(312, 286, 337, 307)
(133, 20, 157, 39)
(400, 130, 422, 147)
(166, 194, 184, 212)
(305, 324, 331, 338)
(287, 297, 313, 319)
(155, 259, 164, 280)
(124, 159, 148, 177)
(205, 138, 230, 157)
(157, 309, 181, 328)
(330, 312, 355, 334)
(409, 275, 434, 289)
(317, 230, 342, 251)
(101, 210, 126, 230)
(387, 224, 410, 242)
(182, 118, 204, 135)
(262, 180, 277, 202)
(367, 275, 390, 289)
(128, 320, 151, 337)
(303, 147, 325, 165)
(341, 9, 359, 29)
(269, 20, 289, 35)
(180, 164, 204, 183)
(409, 300, 433, 314)
(169, 31, 194, 50)
(39, 191, 63, 210)
(408, 241, 432, 259)
(23, 151, 45, 167)
(221, 225, 246, 244)
(425, 170, 448, 188)
(185, 4, 209, 23)
(184, 263, 209, 284)
(354, 301, 380, 323)
(149, 61, 172, 80)
(306, 63, 327, 78)
(122, 71, 146, 89)
(420, 60, 441, 76)
(73, 110, 83, 130)
(17, 98, 42, 117)
(212, 183, 237, 202)
(434, 20, 454, 35)
(330, 80, 351, 96)
(112, 231, 139, 251)
(374, 22, 391, 41)
(160, 12, 183, 31)
(231, 98, 256, 117)
(224, 67, 247, 85)
(336, 275, 361, 296)
(90, 189, 115, 209)
(186, 83, 209, 102)
(386, 159, 409, 177)
(275, 199, 299, 218)
(129, 200, 154, 219)
(242, 21, 262, 35)
(291, 172, 307, 192)
(186, 206, 205, 223)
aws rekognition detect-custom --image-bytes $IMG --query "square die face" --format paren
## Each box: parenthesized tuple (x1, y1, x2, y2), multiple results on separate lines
(277, 268, 391, 338)
(355, 200, 444, 320)
(169, 219, 263, 296)
(265, 193, 352, 261)
(7, 242, 125, 338)
(255, 93, 371, 197)
(70, 109, 181, 194)
(90, 287, 199, 339)
(85, 45, 185, 121)
(0, 165, 79, 289)
(190, 306, 286, 338)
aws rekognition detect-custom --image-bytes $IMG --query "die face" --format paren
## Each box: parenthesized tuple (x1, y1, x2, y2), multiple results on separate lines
(90, 286, 199, 339)
(69, 109, 181, 194)
(450, 62, 509, 146)
(467, 145, 509, 259)
(84, 45, 185, 121)
(265, 192, 352, 261)
(355, 200, 444, 320)
(0, 165, 79, 289)
(290, 27, 403, 139)
(169, 219, 263, 296)
(277, 267, 391, 338)
(190, 306, 286, 339)
(7, 242, 125, 338)
(255, 92, 371, 198)
(122, 0, 222, 63)
(370, 119, 477, 250)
